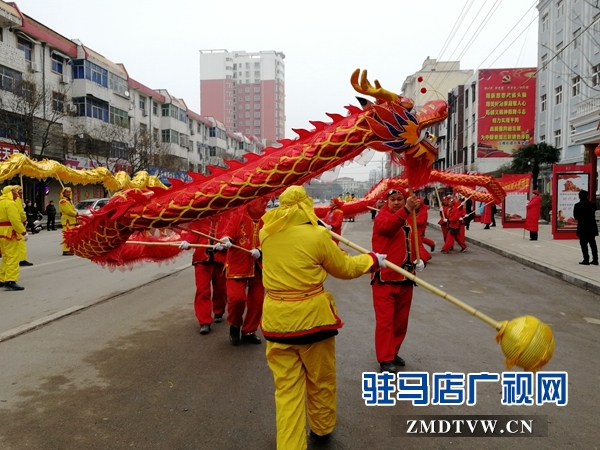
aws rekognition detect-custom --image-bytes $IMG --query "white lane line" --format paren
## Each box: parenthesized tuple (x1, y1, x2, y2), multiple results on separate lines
(583, 317, 600, 325)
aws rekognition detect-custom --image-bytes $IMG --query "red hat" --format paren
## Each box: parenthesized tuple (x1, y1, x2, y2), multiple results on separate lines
(387, 188, 409, 198)
(331, 197, 343, 208)
(533, 190, 540, 195)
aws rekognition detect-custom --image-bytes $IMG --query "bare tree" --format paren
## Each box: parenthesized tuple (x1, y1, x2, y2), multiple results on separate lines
(0, 76, 71, 159)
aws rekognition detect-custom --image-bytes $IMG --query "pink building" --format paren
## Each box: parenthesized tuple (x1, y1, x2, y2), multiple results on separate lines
(200, 50, 285, 145)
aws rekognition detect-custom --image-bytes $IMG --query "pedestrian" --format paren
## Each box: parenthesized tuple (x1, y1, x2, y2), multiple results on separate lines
(372, 188, 424, 373)
(464, 198, 473, 230)
(491, 204, 497, 227)
(438, 195, 451, 243)
(0, 186, 27, 291)
(525, 190, 542, 241)
(25, 200, 36, 233)
(178, 214, 230, 335)
(46, 200, 57, 231)
(219, 197, 269, 345)
(322, 197, 344, 244)
(15, 187, 33, 266)
(573, 190, 598, 265)
(371, 199, 384, 220)
(259, 185, 385, 449)
(59, 188, 78, 256)
(415, 197, 435, 259)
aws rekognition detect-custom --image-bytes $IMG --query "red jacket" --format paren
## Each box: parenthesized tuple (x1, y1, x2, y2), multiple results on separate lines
(221, 206, 263, 278)
(324, 207, 344, 235)
(372, 204, 416, 282)
(482, 204, 492, 225)
(448, 202, 465, 230)
(525, 195, 541, 232)
(416, 204, 428, 236)
(184, 213, 229, 265)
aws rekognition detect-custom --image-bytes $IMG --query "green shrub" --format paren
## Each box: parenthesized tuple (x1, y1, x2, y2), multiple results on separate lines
(540, 193, 552, 222)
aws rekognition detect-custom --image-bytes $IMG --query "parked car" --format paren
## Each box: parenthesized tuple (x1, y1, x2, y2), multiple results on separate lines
(75, 198, 111, 216)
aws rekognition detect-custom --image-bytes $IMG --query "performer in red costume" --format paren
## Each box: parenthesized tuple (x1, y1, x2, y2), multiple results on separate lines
(322, 197, 344, 244)
(525, 190, 542, 241)
(179, 213, 230, 335)
(219, 197, 269, 346)
(371, 188, 424, 373)
(482, 203, 493, 230)
(438, 195, 451, 244)
(415, 198, 435, 259)
(441, 196, 467, 253)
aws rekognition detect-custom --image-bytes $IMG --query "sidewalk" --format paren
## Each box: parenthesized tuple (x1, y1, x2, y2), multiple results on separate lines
(427, 209, 600, 295)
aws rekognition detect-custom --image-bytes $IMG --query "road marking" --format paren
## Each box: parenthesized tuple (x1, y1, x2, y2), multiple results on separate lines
(0, 306, 86, 342)
(583, 317, 600, 325)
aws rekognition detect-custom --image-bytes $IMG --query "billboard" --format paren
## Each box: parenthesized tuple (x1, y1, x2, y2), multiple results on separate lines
(552, 164, 592, 240)
(477, 68, 537, 158)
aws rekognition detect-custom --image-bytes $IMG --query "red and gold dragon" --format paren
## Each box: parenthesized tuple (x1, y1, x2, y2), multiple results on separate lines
(67, 70, 448, 265)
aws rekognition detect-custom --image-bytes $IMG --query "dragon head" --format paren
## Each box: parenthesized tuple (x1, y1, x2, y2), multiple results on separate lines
(351, 69, 448, 170)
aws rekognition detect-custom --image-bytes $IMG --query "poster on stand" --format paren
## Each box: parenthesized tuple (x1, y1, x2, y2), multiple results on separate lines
(552, 164, 591, 239)
(499, 173, 531, 228)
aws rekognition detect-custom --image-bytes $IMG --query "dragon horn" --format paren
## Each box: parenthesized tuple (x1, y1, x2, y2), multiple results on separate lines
(351, 69, 398, 103)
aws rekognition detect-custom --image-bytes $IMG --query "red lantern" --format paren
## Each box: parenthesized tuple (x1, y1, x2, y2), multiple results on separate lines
(594, 144, 600, 157)
(420, 87, 427, 94)
(417, 76, 423, 83)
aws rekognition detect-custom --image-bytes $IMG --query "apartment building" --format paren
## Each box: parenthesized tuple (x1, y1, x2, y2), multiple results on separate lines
(0, 1, 263, 205)
(200, 49, 286, 145)
(536, 0, 600, 193)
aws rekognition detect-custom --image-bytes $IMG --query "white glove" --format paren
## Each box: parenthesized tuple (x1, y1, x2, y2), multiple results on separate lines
(414, 259, 425, 272)
(318, 219, 333, 230)
(443, 218, 448, 222)
(250, 248, 261, 260)
(221, 238, 233, 249)
(178, 240, 190, 250)
(214, 238, 232, 252)
(23, 233, 29, 242)
(375, 253, 387, 269)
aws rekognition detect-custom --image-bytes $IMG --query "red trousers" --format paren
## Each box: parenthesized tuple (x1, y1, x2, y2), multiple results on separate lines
(194, 262, 227, 326)
(371, 281, 413, 363)
(440, 223, 448, 243)
(442, 227, 467, 252)
(421, 235, 435, 250)
(226, 274, 264, 334)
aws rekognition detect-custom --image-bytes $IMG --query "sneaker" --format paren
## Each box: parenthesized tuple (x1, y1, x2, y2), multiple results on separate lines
(19, 260, 34, 267)
(460, 247, 467, 253)
(380, 361, 397, 373)
(393, 355, 406, 366)
(213, 314, 224, 323)
(309, 430, 332, 446)
(229, 325, 240, 346)
(199, 324, 210, 335)
(241, 333, 261, 344)
(4, 281, 24, 291)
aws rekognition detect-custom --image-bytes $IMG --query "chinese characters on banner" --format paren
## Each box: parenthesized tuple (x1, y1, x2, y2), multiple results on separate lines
(477, 68, 537, 158)
(0, 142, 30, 161)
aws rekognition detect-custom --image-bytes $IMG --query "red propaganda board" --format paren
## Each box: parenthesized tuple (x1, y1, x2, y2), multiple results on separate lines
(477, 68, 537, 158)
(552, 164, 592, 240)
(499, 173, 531, 228)
(0, 142, 30, 160)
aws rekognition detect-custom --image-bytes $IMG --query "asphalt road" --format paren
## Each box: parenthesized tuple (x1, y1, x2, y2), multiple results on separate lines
(0, 216, 599, 449)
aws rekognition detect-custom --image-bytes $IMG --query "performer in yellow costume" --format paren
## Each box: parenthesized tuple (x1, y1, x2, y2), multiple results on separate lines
(259, 185, 385, 450)
(59, 187, 77, 255)
(15, 187, 33, 266)
(0, 185, 27, 290)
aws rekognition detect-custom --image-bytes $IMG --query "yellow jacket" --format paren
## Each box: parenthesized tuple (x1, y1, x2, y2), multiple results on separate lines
(261, 223, 373, 341)
(15, 199, 26, 223)
(59, 195, 77, 227)
(0, 187, 26, 240)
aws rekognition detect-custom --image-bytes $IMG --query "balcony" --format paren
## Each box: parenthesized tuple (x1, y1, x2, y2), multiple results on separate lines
(574, 95, 600, 120)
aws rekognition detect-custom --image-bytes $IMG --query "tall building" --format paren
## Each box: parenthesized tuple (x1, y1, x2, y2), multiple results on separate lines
(536, 0, 600, 194)
(200, 49, 285, 145)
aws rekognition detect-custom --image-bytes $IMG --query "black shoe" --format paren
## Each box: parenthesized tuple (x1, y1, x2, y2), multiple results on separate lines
(241, 333, 261, 344)
(199, 324, 210, 335)
(0, 282, 4, 288)
(430, 245, 435, 252)
(380, 361, 397, 373)
(62, 251, 74, 256)
(229, 326, 240, 346)
(460, 247, 467, 253)
(484, 225, 490, 229)
(591, 261, 599, 266)
(19, 260, 34, 266)
(4, 281, 24, 291)
(393, 355, 406, 366)
(579, 261, 590, 265)
(213, 314, 224, 323)
(491, 224, 496, 227)
(309, 430, 332, 446)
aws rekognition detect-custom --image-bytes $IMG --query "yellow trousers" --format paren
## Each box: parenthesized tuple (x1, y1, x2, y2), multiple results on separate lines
(0, 238, 21, 282)
(61, 224, 73, 252)
(18, 238, 26, 261)
(266, 337, 336, 450)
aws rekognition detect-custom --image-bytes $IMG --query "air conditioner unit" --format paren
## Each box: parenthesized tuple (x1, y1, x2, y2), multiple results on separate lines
(142, 110, 148, 117)
(190, 129, 195, 135)
(60, 74, 69, 84)
(29, 61, 40, 73)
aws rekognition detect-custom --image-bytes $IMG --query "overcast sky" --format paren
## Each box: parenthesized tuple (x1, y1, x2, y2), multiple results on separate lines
(15, 0, 540, 180)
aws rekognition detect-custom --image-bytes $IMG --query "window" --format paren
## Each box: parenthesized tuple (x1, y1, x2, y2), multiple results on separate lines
(245, 95, 250, 101)
(471, 84, 475, 102)
(557, 0, 564, 18)
(542, 13, 548, 32)
(254, 62, 260, 68)
(254, 120, 260, 126)
(554, 129, 561, 148)
(465, 118, 469, 132)
(555, 85, 562, 104)
(153, 128, 159, 141)
(140, 123, 147, 134)
(0, 64, 21, 93)
(254, 104, 260, 109)
(254, 87, 260, 93)
(540, 135, 545, 142)
(110, 106, 129, 128)
(572, 76, 581, 96)
(161, 129, 180, 144)
(51, 54, 64, 74)
(594, 18, 600, 35)
(254, 129, 260, 134)
(245, 71, 250, 77)
(541, 54, 548, 70)
(72, 96, 109, 122)
(52, 91, 66, 113)
(472, 114, 475, 133)
(245, 112, 250, 118)
(465, 89, 469, 105)
(571, 125, 576, 135)
(71, 60, 108, 87)
(556, 42, 563, 58)
(153, 101, 158, 115)
(245, 120, 250, 126)
(254, 71, 260, 77)
(541, 94, 547, 112)
(254, 112, 261, 118)
(573, 30, 581, 49)
(139, 96, 146, 111)
(111, 141, 128, 159)
(17, 37, 32, 61)
(592, 64, 600, 86)
(245, 87, 250, 93)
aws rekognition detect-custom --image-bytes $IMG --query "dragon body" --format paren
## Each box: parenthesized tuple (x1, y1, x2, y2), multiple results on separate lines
(67, 70, 448, 264)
